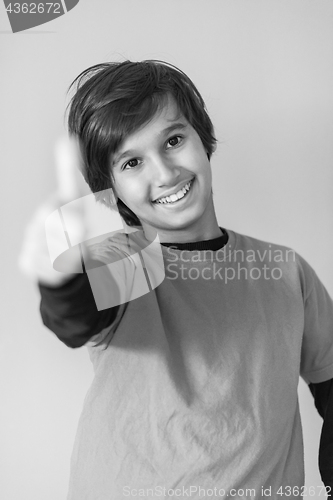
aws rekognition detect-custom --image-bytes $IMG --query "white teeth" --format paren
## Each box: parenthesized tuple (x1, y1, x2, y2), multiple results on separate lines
(155, 180, 193, 204)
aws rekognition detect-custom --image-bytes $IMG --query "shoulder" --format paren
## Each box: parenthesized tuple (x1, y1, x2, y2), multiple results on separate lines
(228, 229, 294, 255)
(226, 229, 297, 263)
(226, 229, 317, 296)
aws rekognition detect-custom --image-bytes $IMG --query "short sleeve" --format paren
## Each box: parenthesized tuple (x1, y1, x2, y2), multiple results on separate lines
(299, 255, 333, 384)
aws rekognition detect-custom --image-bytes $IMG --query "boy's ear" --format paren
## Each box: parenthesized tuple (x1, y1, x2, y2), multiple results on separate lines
(207, 143, 217, 159)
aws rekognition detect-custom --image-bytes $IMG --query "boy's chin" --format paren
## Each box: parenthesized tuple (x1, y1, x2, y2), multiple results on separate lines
(143, 214, 205, 237)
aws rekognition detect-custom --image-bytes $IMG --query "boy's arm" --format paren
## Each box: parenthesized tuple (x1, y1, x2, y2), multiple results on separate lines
(309, 380, 333, 496)
(20, 199, 123, 347)
(38, 269, 119, 348)
(298, 253, 333, 496)
(19, 137, 124, 347)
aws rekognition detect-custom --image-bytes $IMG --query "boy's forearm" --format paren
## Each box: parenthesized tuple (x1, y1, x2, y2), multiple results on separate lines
(39, 269, 119, 348)
(309, 379, 333, 494)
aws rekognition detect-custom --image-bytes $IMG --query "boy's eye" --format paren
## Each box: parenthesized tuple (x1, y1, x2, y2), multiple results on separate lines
(166, 135, 182, 148)
(123, 158, 140, 170)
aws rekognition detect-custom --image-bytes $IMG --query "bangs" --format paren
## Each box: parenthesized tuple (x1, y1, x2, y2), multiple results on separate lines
(107, 93, 170, 162)
(83, 93, 172, 182)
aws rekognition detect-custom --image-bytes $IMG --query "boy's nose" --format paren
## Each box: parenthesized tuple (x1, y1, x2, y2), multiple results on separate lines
(150, 155, 180, 187)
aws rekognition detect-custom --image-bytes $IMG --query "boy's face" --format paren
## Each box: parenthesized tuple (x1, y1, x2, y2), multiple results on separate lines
(111, 96, 219, 242)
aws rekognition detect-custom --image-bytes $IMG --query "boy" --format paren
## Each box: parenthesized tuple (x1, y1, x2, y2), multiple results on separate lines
(27, 60, 333, 499)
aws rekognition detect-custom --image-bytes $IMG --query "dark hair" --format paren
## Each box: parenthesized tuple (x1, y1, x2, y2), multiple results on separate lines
(67, 60, 217, 226)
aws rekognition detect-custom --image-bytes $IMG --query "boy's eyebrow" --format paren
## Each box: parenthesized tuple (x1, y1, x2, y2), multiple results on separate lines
(112, 122, 188, 166)
(112, 149, 138, 166)
(162, 122, 187, 135)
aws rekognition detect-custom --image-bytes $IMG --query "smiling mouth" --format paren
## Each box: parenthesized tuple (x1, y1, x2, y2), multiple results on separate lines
(154, 179, 194, 205)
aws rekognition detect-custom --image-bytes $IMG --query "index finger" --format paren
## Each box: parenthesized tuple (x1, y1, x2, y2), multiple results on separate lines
(54, 135, 90, 204)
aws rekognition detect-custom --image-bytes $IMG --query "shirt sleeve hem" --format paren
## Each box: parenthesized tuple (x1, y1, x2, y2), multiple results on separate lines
(302, 364, 333, 384)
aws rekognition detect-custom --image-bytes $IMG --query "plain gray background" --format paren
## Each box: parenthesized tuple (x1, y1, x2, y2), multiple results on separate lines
(1, 1, 333, 498)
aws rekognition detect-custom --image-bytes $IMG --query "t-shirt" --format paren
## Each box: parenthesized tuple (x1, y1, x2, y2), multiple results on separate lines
(63, 229, 333, 500)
